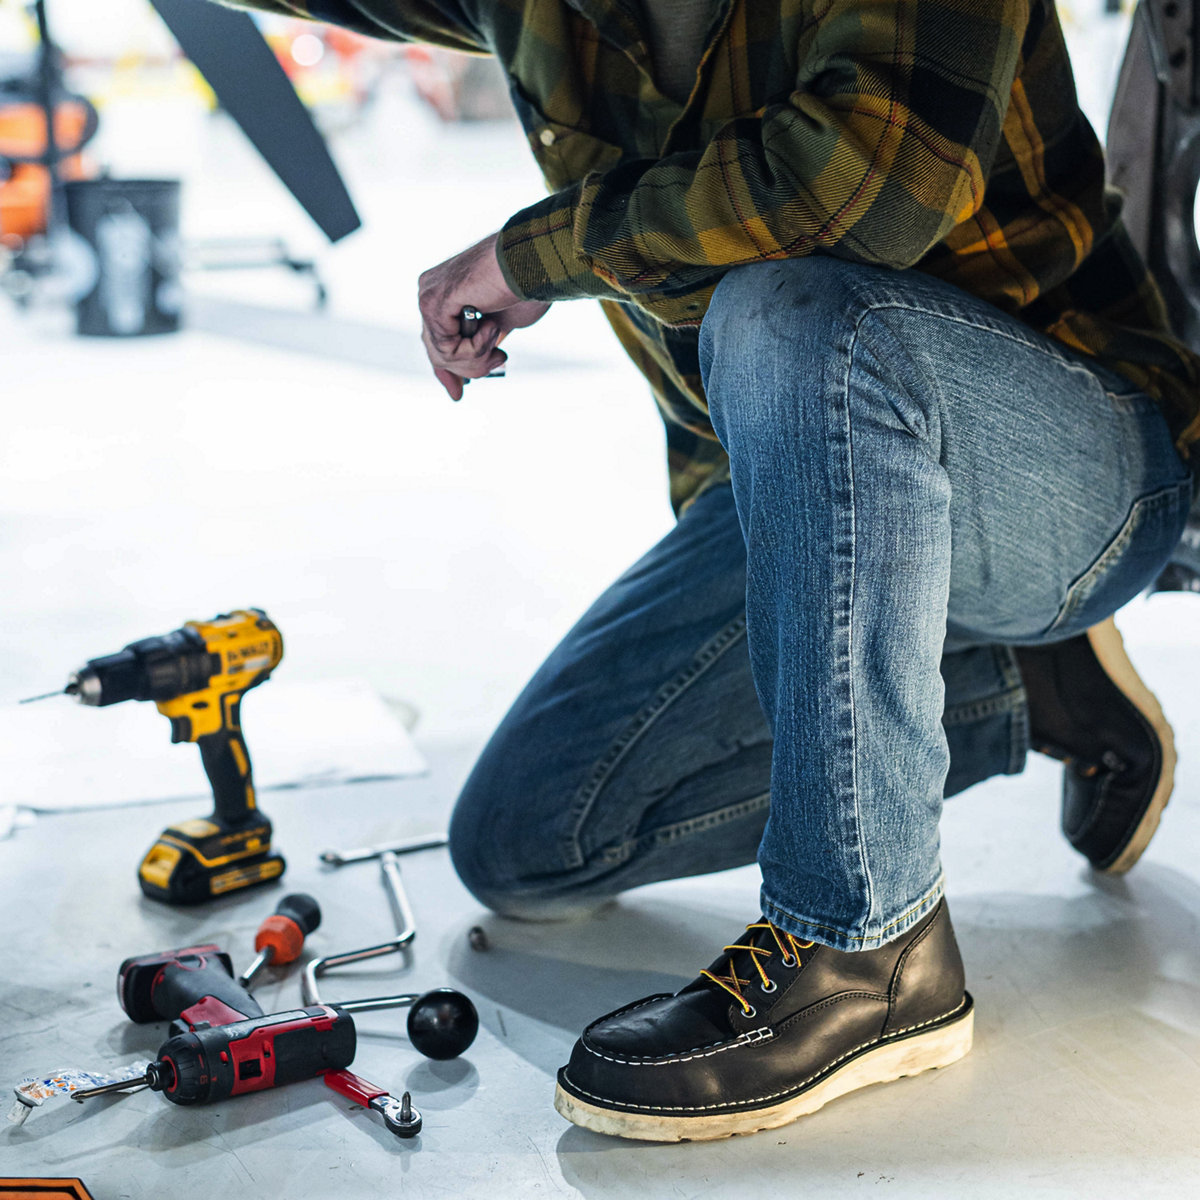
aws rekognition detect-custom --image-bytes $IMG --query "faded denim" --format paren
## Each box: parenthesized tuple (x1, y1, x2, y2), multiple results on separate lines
(449, 257, 1193, 951)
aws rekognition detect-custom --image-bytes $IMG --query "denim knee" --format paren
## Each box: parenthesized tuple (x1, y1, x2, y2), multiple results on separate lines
(701, 257, 942, 465)
(700, 257, 872, 447)
(447, 778, 534, 916)
(701, 256, 867, 349)
(448, 773, 605, 922)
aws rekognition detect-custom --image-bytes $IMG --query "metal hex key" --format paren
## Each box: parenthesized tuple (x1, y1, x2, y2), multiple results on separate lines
(304, 850, 413, 1005)
(304, 838, 446, 1007)
(319, 833, 448, 868)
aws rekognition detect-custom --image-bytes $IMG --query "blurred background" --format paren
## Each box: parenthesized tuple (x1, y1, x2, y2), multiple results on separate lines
(0, 0, 1192, 805)
(0, 0, 672, 781)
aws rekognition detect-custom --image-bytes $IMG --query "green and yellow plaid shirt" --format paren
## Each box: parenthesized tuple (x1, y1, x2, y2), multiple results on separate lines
(234, 0, 1200, 512)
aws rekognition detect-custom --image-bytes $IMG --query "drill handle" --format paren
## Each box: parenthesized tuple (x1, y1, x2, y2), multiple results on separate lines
(157, 958, 265, 1026)
(197, 693, 258, 827)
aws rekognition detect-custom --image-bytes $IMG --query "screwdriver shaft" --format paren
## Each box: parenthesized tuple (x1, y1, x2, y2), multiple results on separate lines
(238, 945, 275, 989)
(71, 1078, 150, 1102)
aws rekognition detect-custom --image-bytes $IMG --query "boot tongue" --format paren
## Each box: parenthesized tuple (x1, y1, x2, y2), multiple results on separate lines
(676, 919, 814, 1027)
(583, 922, 819, 1061)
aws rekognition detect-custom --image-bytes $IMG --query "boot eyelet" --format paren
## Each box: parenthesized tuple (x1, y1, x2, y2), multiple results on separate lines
(741, 1004, 757, 1019)
(759, 979, 777, 994)
(780, 954, 797, 968)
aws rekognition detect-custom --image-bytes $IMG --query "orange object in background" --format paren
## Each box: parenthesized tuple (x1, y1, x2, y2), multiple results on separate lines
(401, 44, 511, 122)
(0, 100, 95, 239)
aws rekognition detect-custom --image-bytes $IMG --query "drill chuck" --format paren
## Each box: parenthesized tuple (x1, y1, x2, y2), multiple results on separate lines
(67, 630, 216, 707)
(144, 1060, 173, 1093)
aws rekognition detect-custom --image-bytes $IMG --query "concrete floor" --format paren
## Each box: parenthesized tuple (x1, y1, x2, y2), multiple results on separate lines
(4, 732, 1200, 1198)
(4, 11, 1200, 1194)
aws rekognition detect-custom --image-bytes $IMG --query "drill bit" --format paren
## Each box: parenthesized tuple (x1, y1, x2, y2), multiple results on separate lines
(9, 1061, 151, 1123)
(18, 678, 80, 704)
(70, 1077, 150, 1102)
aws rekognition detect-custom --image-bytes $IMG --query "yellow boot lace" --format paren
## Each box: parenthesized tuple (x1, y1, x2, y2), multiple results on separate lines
(700, 921, 815, 1018)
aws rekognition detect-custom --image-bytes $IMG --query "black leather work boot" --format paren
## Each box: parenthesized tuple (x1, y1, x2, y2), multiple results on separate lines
(554, 899, 972, 1141)
(1014, 616, 1175, 874)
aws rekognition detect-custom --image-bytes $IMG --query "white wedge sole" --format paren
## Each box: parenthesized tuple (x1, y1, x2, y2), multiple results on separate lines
(554, 1001, 975, 1143)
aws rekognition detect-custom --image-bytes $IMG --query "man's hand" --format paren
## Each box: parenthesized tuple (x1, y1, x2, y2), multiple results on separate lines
(418, 233, 551, 401)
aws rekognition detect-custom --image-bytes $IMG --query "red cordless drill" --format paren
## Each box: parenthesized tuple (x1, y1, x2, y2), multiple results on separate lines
(110, 942, 424, 1134)
(117, 944, 354, 1098)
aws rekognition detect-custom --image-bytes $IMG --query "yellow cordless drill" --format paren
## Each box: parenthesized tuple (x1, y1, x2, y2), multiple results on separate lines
(40, 609, 285, 904)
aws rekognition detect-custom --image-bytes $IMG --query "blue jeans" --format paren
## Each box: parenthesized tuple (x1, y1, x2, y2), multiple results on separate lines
(449, 258, 1193, 951)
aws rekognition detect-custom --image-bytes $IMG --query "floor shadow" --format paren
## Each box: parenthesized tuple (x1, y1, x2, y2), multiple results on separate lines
(438, 887, 763, 1074)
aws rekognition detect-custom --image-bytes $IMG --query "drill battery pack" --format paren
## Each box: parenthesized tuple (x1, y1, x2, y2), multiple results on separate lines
(139, 815, 285, 905)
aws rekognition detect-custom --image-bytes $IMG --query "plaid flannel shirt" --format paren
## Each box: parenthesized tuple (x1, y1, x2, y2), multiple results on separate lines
(233, 0, 1200, 513)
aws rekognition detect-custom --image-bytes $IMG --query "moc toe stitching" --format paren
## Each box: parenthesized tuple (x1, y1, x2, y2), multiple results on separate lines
(562, 999, 971, 1114)
(579, 1027, 774, 1068)
(1063, 748, 1157, 861)
(1063, 770, 1119, 842)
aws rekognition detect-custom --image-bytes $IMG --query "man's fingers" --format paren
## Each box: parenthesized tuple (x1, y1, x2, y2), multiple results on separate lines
(422, 316, 503, 375)
(424, 322, 479, 358)
(466, 318, 502, 356)
(454, 348, 507, 377)
(424, 313, 506, 398)
(434, 366, 465, 402)
(416, 231, 548, 395)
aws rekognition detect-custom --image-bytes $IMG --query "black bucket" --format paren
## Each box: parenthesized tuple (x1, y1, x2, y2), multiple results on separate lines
(64, 178, 183, 336)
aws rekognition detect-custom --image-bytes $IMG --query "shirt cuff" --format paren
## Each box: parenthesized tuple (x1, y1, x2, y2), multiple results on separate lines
(498, 185, 625, 303)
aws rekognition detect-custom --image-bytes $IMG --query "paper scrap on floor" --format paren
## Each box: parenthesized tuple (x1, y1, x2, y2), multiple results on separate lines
(0, 677, 427, 811)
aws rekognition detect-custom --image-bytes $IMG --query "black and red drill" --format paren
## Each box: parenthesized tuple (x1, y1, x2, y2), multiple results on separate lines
(84, 923, 478, 1137)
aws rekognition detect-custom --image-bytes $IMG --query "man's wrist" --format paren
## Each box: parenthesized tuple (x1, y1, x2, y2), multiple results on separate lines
(494, 225, 538, 302)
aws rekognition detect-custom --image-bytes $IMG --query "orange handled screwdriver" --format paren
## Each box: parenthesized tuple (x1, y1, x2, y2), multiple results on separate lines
(238, 893, 322, 989)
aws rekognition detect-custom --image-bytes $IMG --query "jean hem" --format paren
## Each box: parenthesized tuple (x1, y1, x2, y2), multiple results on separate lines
(760, 874, 946, 951)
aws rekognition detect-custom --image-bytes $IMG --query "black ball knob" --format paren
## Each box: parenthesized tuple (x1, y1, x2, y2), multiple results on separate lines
(276, 892, 322, 935)
(406, 988, 479, 1060)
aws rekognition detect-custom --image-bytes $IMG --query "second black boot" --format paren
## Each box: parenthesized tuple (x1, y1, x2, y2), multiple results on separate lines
(1014, 616, 1174, 873)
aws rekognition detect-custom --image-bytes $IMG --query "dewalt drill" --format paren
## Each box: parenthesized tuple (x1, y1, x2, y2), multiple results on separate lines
(30, 609, 286, 904)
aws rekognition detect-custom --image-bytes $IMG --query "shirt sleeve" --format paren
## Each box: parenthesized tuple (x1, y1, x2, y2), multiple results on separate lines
(215, 1, 488, 55)
(497, 0, 1031, 304)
